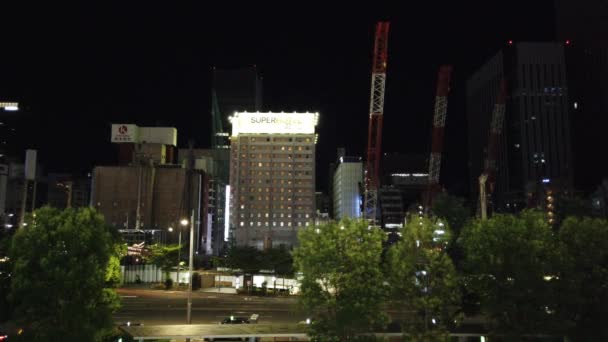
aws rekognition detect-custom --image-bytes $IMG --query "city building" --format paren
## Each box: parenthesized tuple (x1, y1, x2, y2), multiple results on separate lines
(212, 67, 263, 149)
(91, 165, 207, 249)
(555, 1, 608, 193)
(374, 153, 429, 229)
(111, 124, 178, 166)
(229, 112, 318, 249)
(47, 173, 91, 209)
(177, 148, 230, 255)
(467, 42, 573, 211)
(332, 155, 363, 220)
(92, 124, 213, 253)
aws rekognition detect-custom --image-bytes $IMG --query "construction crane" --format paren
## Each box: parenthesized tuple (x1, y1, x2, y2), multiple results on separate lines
(479, 79, 507, 220)
(424, 65, 453, 210)
(363, 21, 390, 225)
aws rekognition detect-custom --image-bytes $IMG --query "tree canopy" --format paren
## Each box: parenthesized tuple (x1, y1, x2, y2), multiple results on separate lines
(386, 216, 460, 339)
(293, 219, 387, 341)
(9, 207, 120, 341)
(554, 216, 608, 340)
(458, 210, 559, 337)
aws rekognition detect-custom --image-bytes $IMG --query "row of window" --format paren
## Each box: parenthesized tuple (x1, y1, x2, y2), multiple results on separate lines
(238, 204, 313, 211)
(241, 153, 311, 159)
(243, 187, 314, 193)
(240, 178, 313, 185)
(240, 213, 311, 219)
(242, 195, 313, 202)
(239, 221, 311, 227)
(238, 145, 311, 151)
(244, 162, 313, 168)
(245, 137, 312, 143)
(240, 170, 312, 176)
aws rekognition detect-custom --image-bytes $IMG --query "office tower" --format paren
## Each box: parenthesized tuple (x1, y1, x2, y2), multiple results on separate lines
(332, 154, 363, 220)
(229, 112, 318, 249)
(467, 42, 572, 210)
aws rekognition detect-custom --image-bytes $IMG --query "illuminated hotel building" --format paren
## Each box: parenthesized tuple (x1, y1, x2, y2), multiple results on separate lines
(228, 112, 318, 249)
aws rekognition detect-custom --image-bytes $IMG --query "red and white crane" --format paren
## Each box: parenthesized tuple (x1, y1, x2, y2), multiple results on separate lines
(479, 79, 507, 219)
(424, 65, 453, 209)
(363, 22, 390, 225)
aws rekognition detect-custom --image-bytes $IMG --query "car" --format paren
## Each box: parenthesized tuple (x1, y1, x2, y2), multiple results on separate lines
(220, 316, 250, 324)
(0, 331, 7, 341)
(117, 321, 143, 327)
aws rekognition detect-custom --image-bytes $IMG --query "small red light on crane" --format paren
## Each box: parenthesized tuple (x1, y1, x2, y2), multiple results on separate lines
(508, 40, 513, 45)
(565, 40, 571, 45)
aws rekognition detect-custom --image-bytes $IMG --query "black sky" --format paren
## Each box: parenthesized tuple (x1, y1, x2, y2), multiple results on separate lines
(0, 2, 556, 195)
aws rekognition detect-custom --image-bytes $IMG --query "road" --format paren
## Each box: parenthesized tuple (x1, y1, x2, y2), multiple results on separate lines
(114, 288, 307, 325)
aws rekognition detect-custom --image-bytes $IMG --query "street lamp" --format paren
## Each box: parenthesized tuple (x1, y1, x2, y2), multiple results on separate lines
(186, 210, 195, 325)
(176, 219, 189, 287)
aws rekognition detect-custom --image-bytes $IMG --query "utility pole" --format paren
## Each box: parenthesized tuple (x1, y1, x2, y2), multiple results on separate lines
(186, 210, 194, 333)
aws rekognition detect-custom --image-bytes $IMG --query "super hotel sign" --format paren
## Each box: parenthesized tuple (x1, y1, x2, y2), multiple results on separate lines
(231, 112, 318, 136)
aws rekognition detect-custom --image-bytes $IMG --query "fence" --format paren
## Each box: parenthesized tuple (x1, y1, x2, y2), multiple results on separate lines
(121, 265, 163, 284)
(121, 265, 191, 284)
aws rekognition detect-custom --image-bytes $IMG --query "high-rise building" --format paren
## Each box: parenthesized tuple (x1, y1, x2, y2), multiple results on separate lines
(467, 42, 573, 211)
(332, 155, 363, 220)
(555, 1, 608, 193)
(229, 112, 318, 249)
(212, 67, 263, 149)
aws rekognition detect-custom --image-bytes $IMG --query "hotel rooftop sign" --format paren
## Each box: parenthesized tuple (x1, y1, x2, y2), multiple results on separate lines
(230, 112, 319, 136)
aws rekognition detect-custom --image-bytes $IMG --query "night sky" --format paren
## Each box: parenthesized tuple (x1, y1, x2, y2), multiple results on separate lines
(0, 2, 556, 196)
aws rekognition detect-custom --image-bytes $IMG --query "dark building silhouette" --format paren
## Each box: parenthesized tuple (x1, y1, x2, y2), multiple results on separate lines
(555, 0, 608, 193)
(467, 42, 573, 211)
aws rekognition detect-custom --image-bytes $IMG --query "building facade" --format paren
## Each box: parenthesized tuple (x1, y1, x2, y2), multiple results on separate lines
(332, 156, 362, 220)
(467, 42, 573, 211)
(229, 112, 318, 249)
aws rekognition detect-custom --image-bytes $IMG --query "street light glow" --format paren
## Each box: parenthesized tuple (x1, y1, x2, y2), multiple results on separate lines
(180, 219, 189, 226)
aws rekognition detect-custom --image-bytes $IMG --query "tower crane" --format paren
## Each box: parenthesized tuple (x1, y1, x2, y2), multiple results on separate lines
(424, 65, 453, 210)
(479, 79, 507, 219)
(363, 22, 390, 226)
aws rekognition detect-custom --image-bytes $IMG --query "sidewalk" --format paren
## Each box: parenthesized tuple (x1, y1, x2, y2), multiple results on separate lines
(200, 287, 237, 294)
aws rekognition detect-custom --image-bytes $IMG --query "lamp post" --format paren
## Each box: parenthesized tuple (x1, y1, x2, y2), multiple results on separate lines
(169, 225, 183, 286)
(180, 218, 189, 286)
(186, 210, 194, 325)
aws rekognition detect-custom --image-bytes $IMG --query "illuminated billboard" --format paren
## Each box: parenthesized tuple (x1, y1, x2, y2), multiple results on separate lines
(230, 112, 318, 136)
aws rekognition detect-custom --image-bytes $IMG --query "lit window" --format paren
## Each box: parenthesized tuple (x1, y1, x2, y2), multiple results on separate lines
(240, 222, 244, 227)
(280, 222, 284, 227)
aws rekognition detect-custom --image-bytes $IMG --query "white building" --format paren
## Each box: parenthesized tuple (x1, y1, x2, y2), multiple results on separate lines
(333, 156, 363, 220)
(228, 112, 318, 249)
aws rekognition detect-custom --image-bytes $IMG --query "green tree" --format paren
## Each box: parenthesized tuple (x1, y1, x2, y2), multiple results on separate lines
(386, 216, 460, 340)
(148, 244, 182, 282)
(293, 219, 387, 341)
(105, 230, 127, 288)
(9, 207, 120, 342)
(0, 232, 12, 322)
(262, 246, 294, 277)
(555, 217, 608, 340)
(458, 210, 559, 337)
(225, 245, 263, 274)
(431, 193, 469, 238)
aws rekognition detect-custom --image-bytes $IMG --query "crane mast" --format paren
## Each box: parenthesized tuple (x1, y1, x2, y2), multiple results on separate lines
(424, 65, 453, 209)
(363, 22, 390, 225)
(479, 79, 507, 219)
